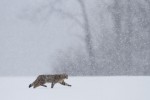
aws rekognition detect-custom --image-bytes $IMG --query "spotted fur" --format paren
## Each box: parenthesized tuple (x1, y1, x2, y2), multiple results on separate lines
(29, 74, 71, 88)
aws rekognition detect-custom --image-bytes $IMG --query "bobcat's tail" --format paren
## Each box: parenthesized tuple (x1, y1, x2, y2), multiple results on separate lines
(29, 83, 33, 88)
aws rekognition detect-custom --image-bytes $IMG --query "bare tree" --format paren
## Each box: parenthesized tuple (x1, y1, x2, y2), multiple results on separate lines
(77, 0, 96, 75)
(123, 0, 133, 74)
(54, 0, 97, 75)
(59, 0, 96, 75)
(52, 0, 96, 75)
(111, 0, 123, 74)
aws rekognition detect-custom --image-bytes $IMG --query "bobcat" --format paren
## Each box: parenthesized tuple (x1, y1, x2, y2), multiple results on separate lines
(29, 73, 71, 88)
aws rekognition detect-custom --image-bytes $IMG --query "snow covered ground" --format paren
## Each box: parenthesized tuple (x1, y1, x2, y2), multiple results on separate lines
(0, 76, 150, 100)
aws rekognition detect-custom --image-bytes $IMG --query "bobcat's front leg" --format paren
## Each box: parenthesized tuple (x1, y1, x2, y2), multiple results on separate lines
(60, 81, 71, 87)
(51, 82, 55, 88)
(41, 84, 47, 87)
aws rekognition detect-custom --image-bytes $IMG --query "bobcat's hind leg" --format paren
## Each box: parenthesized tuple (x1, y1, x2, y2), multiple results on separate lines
(41, 84, 47, 87)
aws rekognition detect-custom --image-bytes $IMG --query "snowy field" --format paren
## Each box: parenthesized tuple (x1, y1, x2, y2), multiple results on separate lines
(0, 76, 150, 100)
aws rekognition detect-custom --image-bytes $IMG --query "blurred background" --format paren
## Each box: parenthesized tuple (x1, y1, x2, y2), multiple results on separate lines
(0, 0, 150, 76)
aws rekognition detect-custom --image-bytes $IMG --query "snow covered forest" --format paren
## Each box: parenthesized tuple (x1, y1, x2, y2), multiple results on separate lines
(0, 0, 150, 76)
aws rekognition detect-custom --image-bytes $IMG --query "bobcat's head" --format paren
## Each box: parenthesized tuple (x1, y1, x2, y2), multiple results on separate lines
(62, 73, 68, 79)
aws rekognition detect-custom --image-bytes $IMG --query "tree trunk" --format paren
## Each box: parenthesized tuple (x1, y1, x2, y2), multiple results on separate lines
(123, 0, 132, 74)
(78, 0, 96, 75)
(112, 0, 122, 74)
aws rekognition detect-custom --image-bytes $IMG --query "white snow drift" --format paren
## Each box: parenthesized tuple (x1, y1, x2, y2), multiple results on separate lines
(0, 76, 150, 100)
